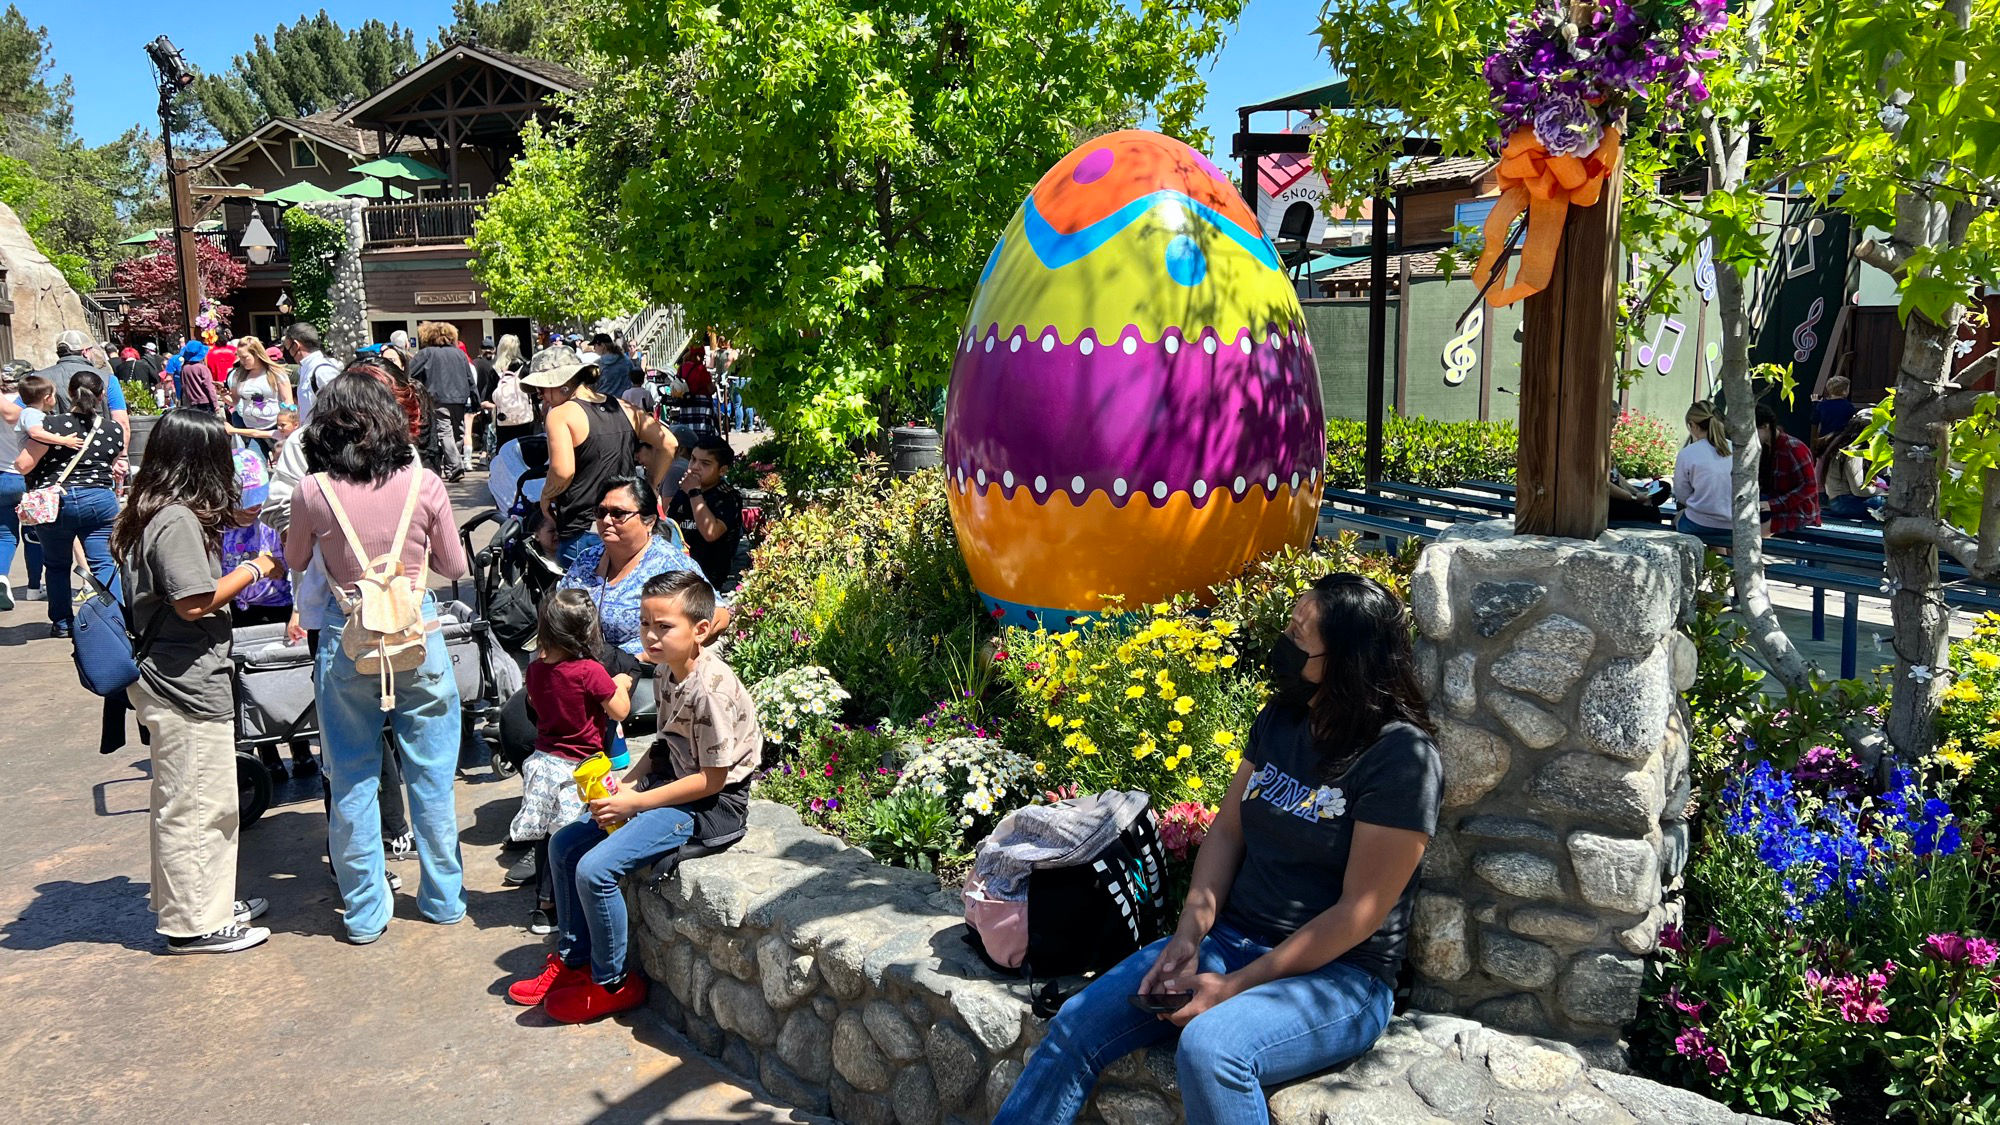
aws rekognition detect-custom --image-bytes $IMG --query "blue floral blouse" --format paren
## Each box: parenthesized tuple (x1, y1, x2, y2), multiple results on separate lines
(558, 531, 714, 654)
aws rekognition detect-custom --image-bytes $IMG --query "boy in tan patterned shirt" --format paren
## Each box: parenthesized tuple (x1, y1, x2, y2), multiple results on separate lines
(507, 570, 762, 1023)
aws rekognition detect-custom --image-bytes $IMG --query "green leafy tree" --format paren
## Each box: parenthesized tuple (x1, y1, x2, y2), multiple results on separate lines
(480, 0, 1242, 462)
(436, 0, 579, 58)
(188, 15, 420, 143)
(0, 6, 157, 291)
(1312, 0, 2000, 758)
(468, 119, 641, 325)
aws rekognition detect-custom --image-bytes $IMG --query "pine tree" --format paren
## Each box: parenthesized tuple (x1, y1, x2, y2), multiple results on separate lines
(189, 14, 421, 143)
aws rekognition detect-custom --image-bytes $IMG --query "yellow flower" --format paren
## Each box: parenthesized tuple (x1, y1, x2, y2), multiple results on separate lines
(1213, 730, 1236, 747)
(1187, 775, 1205, 790)
(1939, 743, 1977, 773)
(1130, 668, 1147, 679)
(1062, 732, 1081, 749)
(1046, 713, 1065, 729)
(1159, 685, 1179, 701)
(1223, 749, 1243, 766)
(1981, 730, 2000, 749)
(1174, 696, 1195, 716)
(1155, 669, 1174, 687)
(1167, 720, 1184, 734)
(1974, 651, 2000, 671)
(1219, 654, 1237, 669)
(1134, 739, 1156, 760)
(1200, 637, 1222, 651)
(1178, 744, 1193, 757)
(1125, 685, 1147, 699)
(1165, 754, 1180, 771)
(1195, 657, 1217, 673)
(1069, 718, 1084, 728)
(1077, 692, 1093, 704)
(1077, 737, 1099, 756)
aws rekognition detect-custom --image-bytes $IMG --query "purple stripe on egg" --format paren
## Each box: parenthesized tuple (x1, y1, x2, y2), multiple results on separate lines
(943, 325, 1326, 508)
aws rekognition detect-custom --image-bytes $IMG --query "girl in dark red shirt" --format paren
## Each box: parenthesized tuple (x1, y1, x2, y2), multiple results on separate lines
(514, 589, 633, 934)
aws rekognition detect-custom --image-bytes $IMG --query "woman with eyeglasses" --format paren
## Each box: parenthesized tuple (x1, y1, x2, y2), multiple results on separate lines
(993, 574, 1442, 1125)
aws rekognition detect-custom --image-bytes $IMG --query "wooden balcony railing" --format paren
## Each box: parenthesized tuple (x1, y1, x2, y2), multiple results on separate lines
(363, 196, 487, 247)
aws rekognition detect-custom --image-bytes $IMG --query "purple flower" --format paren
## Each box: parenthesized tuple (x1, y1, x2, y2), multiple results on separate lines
(1927, 933, 1972, 963)
(1659, 922, 1686, 953)
(1531, 92, 1605, 156)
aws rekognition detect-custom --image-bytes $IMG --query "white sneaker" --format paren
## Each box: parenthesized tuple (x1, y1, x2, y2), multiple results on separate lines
(166, 922, 270, 954)
(233, 897, 269, 923)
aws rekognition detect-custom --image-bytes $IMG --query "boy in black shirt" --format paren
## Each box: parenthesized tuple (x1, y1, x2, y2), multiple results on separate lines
(667, 435, 743, 588)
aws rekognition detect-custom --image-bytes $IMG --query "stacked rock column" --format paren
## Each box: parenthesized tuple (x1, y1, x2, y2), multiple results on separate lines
(1406, 524, 1702, 1061)
(298, 199, 368, 362)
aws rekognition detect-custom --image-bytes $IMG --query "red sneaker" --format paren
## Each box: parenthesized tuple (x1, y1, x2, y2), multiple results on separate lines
(507, 952, 589, 1006)
(545, 972, 649, 1024)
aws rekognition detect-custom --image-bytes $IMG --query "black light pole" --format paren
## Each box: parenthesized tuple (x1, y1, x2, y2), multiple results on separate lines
(145, 36, 200, 344)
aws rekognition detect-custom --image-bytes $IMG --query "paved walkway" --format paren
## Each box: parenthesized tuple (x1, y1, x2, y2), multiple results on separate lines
(0, 468, 811, 1124)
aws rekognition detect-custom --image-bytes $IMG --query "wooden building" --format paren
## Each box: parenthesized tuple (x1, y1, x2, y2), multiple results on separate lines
(191, 41, 581, 347)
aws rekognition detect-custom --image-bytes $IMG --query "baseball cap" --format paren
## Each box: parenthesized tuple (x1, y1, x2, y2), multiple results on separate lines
(143, 341, 158, 352)
(55, 329, 90, 354)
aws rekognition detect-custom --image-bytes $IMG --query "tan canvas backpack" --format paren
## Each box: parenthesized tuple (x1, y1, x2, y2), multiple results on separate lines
(315, 470, 434, 710)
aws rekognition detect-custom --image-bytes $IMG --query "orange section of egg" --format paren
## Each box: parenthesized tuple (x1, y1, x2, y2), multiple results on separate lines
(946, 482, 1320, 616)
(1029, 130, 1261, 236)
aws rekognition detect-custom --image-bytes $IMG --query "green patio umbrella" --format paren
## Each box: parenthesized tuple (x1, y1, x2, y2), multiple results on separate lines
(116, 220, 224, 245)
(348, 154, 447, 182)
(333, 176, 414, 201)
(260, 180, 344, 205)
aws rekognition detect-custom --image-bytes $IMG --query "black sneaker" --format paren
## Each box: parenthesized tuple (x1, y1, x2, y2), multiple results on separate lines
(49, 620, 70, 639)
(528, 907, 555, 936)
(166, 922, 270, 954)
(503, 850, 537, 886)
(0, 580, 13, 611)
(233, 898, 269, 923)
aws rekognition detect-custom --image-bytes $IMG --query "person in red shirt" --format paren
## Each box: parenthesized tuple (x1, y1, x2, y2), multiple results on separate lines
(1756, 402, 1821, 537)
(514, 589, 633, 934)
(203, 339, 238, 389)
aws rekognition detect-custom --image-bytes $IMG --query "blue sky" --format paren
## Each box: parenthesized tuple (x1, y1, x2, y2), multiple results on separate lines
(52, 0, 1333, 158)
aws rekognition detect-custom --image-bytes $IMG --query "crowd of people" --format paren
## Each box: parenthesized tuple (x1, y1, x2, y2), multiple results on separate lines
(1670, 380, 1880, 538)
(6, 316, 1502, 1120)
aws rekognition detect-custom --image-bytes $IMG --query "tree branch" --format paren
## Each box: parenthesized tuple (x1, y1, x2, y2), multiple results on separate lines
(1854, 238, 1910, 278)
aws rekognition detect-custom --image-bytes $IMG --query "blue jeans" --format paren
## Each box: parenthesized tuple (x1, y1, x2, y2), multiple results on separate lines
(0, 471, 42, 588)
(1677, 514, 1728, 537)
(40, 485, 118, 624)
(731, 381, 757, 430)
(556, 531, 599, 568)
(315, 593, 465, 939)
(993, 922, 1394, 1125)
(550, 806, 694, 983)
(1826, 494, 1881, 521)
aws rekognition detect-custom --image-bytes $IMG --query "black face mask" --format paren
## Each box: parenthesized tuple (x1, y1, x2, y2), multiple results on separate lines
(1266, 635, 1317, 710)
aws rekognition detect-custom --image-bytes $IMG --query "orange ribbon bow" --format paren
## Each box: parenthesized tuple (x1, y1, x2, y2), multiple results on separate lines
(1472, 126, 1623, 308)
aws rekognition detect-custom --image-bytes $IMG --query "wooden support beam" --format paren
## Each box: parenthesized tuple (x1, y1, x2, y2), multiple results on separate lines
(1515, 157, 1622, 540)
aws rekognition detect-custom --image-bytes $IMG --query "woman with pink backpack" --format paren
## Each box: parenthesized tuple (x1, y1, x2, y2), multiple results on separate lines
(284, 370, 469, 944)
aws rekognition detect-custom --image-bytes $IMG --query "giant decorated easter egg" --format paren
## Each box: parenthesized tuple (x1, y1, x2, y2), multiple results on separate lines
(944, 130, 1326, 627)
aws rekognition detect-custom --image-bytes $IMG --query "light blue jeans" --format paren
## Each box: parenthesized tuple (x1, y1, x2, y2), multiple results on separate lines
(993, 922, 1394, 1125)
(315, 592, 465, 940)
(556, 531, 599, 569)
(40, 485, 118, 623)
(550, 805, 694, 983)
(0, 471, 42, 589)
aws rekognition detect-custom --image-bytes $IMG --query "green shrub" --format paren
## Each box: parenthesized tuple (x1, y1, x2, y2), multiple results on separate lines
(1612, 410, 1680, 479)
(1324, 416, 1519, 489)
(120, 378, 161, 417)
(1201, 533, 1419, 663)
(726, 466, 990, 721)
(751, 724, 905, 840)
(859, 789, 966, 872)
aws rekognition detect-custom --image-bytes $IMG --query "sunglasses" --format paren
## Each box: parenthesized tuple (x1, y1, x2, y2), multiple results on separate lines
(595, 506, 644, 525)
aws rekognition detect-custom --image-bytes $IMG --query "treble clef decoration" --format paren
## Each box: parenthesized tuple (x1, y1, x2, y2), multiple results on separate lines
(1442, 305, 1483, 387)
(1793, 296, 1825, 363)
(1694, 237, 1717, 304)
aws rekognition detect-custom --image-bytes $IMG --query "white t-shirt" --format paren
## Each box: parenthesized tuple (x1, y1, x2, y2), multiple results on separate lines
(1673, 441, 1734, 530)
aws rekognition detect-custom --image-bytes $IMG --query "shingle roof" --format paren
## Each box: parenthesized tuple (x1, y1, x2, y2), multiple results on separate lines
(1315, 250, 1457, 282)
(478, 46, 584, 91)
(282, 112, 373, 156)
(1392, 155, 1495, 191)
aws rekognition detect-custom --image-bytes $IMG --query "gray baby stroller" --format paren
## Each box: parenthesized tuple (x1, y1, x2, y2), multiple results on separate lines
(229, 600, 523, 825)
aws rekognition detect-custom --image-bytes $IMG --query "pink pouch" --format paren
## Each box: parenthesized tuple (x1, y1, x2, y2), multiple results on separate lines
(963, 875, 1029, 969)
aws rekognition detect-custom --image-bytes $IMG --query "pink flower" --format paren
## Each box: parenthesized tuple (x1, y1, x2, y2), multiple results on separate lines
(1702, 925, 1732, 951)
(1665, 986, 1707, 1022)
(1926, 933, 1970, 963)
(1968, 939, 2000, 969)
(1673, 1027, 1730, 1075)
(1658, 923, 1686, 954)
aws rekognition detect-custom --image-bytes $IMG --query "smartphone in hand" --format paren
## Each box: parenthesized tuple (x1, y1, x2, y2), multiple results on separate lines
(1129, 991, 1194, 1015)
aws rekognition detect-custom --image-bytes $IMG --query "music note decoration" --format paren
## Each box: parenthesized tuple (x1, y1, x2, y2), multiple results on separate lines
(1442, 305, 1484, 387)
(1694, 238, 1717, 303)
(1792, 296, 1825, 364)
(1635, 317, 1687, 375)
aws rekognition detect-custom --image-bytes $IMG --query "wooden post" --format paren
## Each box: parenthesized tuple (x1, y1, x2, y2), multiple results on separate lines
(1514, 160, 1622, 539)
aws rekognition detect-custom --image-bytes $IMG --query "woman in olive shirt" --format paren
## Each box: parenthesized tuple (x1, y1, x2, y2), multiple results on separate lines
(995, 575, 1443, 1125)
(112, 409, 286, 954)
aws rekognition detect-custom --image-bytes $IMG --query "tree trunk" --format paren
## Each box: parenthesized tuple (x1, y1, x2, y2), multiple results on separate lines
(1882, 307, 1962, 758)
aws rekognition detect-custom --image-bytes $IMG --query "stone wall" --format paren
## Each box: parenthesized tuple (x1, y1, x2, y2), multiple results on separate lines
(299, 199, 366, 361)
(1405, 523, 1703, 1060)
(0, 199, 91, 367)
(630, 800, 1771, 1125)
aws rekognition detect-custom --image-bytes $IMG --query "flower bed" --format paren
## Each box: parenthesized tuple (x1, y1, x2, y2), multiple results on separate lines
(1642, 570, 2000, 1123)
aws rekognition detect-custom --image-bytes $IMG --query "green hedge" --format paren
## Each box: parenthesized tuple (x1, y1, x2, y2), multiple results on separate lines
(1325, 416, 1518, 489)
